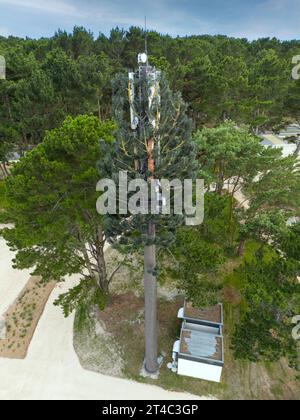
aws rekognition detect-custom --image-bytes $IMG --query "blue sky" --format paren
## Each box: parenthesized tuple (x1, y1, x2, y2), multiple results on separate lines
(0, 0, 299, 40)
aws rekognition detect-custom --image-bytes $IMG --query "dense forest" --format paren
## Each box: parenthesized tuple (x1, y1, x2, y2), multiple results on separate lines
(0, 26, 300, 159)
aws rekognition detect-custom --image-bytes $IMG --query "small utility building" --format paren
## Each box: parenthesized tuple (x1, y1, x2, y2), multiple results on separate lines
(171, 303, 224, 383)
(260, 127, 300, 158)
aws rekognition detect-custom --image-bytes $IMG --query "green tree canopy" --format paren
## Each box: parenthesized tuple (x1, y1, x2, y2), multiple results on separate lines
(232, 256, 300, 369)
(1, 115, 118, 311)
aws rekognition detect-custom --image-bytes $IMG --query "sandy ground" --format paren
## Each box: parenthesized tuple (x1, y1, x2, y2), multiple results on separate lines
(0, 277, 56, 359)
(0, 234, 31, 317)
(0, 231, 204, 400)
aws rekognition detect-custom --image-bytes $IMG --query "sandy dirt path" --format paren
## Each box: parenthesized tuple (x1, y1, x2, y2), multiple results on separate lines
(0, 234, 205, 400)
(0, 234, 31, 316)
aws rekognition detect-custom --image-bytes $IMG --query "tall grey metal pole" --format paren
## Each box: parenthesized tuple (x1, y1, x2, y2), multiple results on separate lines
(144, 222, 159, 373)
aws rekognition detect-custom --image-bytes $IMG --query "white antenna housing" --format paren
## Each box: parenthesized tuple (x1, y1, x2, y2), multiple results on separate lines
(138, 53, 148, 65)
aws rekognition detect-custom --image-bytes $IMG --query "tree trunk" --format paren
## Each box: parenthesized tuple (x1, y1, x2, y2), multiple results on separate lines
(236, 239, 246, 257)
(3, 162, 9, 177)
(97, 93, 102, 122)
(78, 228, 109, 295)
(96, 227, 109, 294)
(96, 248, 109, 294)
(0, 164, 6, 179)
(294, 140, 300, 157)
(216, 161, 225, 195)
(144, 222, 159, 373)
(0, 162, 9, 179)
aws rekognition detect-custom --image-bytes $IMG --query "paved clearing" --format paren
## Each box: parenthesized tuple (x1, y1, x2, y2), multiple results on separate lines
(0, 232, 203, 400)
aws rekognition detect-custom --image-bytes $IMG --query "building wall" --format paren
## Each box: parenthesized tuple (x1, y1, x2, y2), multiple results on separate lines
(178, 358, 223, 383)
(184, 322, 220, 335)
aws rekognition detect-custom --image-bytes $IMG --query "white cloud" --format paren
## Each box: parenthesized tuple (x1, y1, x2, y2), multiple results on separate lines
(82, 0, 216, 36)
(0, 0, 154, 31)
(0, 0, 299, 40)
(0, 0, 80, 16)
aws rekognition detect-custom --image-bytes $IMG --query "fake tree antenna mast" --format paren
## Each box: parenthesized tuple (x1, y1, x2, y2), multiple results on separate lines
(128, 48, 161, 374)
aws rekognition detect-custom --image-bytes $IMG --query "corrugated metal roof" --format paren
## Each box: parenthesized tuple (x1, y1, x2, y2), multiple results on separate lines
(261, 134, 285, 146)
(281, 124, 300, 133)
(180, 329, 223, 362)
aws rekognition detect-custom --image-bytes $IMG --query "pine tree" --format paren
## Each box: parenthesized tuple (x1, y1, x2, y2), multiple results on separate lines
(1, 116, 119, 317)
(105, 56, 198, 373)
